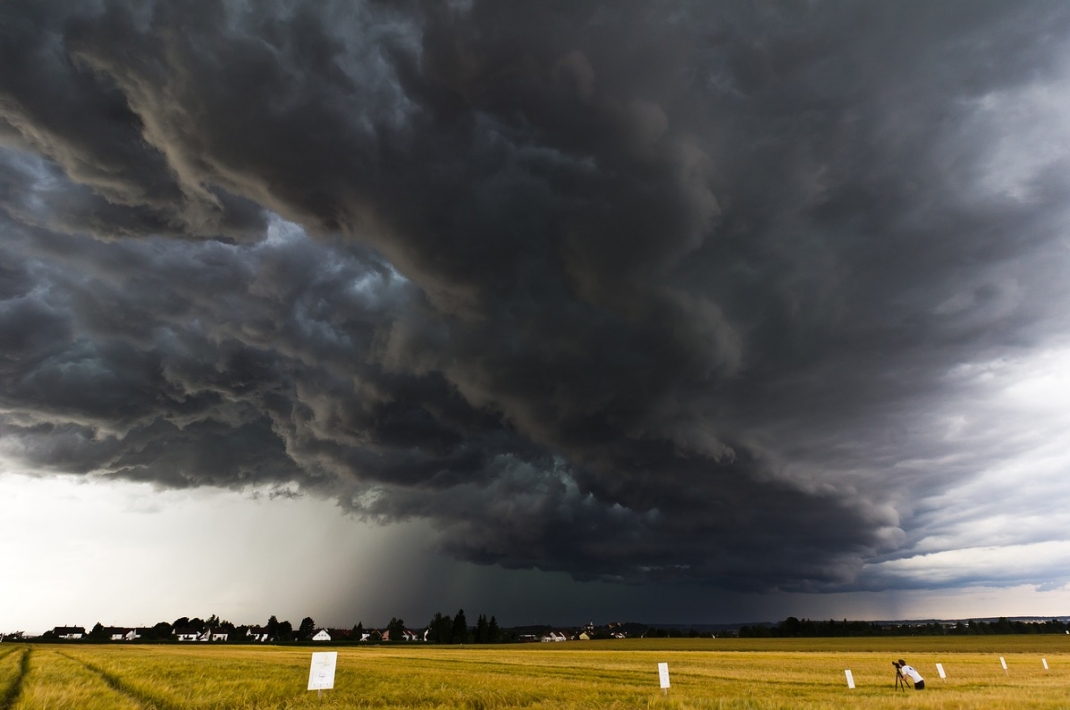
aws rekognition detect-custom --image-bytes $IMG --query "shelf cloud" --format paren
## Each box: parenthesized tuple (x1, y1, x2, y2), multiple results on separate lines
(3, 0, 1070, 596)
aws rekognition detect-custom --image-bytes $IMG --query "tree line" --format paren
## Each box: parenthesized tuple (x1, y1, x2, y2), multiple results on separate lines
(737, 616, 1070, 638)
(24, 614, 1067, 644)
(424, 610, 500, 643)
(33, 609, 506, 643)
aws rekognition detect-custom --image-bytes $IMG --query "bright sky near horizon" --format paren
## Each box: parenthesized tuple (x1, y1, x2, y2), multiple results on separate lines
(4, 472, 1070, 634)
(3, 0, 1070, 632)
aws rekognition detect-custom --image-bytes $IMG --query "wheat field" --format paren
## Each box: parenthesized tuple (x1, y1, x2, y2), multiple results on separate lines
(0, 637, 1067, 709)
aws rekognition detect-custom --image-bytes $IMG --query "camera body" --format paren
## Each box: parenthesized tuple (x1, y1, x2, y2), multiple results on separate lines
(891, 661, 902, 669)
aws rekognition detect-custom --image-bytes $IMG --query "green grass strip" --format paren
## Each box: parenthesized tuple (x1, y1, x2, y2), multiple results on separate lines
(54, 651, 183, 710)
(0, 647, 30, 710)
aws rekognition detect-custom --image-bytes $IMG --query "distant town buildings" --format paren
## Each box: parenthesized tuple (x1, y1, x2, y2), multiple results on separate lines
(51, 626, 86, 640)
(175, 627, 228, 642)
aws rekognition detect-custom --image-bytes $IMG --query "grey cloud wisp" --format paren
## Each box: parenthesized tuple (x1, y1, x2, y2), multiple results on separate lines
(3, 0, 1070, 594)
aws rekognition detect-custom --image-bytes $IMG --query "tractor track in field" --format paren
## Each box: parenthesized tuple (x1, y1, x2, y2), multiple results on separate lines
(54, 650, 185, 710)
(0, 647, 30, 710)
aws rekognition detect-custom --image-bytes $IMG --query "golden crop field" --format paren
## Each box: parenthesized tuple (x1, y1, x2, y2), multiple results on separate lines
(1, 637, 1068, 709)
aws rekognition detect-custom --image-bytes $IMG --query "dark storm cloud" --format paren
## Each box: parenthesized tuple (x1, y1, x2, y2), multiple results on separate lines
(3, 0, 1070, 592)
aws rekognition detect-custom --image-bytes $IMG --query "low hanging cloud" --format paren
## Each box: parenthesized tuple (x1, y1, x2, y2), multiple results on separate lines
(3, 0, 1070, 593)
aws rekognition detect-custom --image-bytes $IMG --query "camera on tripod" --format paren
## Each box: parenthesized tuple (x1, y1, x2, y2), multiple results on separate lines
(892, 660, 906, 690)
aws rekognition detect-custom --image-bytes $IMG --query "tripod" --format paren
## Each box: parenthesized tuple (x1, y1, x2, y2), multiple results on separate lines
(894, 665, 906, 691)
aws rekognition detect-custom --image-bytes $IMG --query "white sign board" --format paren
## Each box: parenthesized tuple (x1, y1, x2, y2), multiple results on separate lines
(308, 652, 337, 691)
(935, 663, 946, 679)
(1042, 658, 1049, 670)
(658, 662, 670, 689)
(844, 669, 855, 689)
(1000, 656, 1008, 670)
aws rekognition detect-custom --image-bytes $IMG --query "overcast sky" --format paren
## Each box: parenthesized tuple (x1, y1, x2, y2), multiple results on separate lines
(3, 0, 1070, 633)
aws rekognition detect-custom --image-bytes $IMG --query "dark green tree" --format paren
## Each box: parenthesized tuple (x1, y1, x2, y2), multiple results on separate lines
(278, 620, 293, 640)
(352, 622, 364, 640)
(299, 617, 316, 639)
(451, 609, 468, 644)
(429, 613, 452, 644)
(475, 614, 489, 643)
(778, 617, 802, 637)
(488, 616, 499, 643)
(266, 615, 280, 638)
(387, 617, 406, 640)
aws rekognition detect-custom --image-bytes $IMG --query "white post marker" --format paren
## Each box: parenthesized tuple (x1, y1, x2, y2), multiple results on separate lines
(1000, 656, 1008, 676)
(844, 669, 855, 689)
(935, 663, 946, 680)
(1042, 658, 1049, 671)
(658, 662, 670, 695)
(308, 651, 338, 699)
